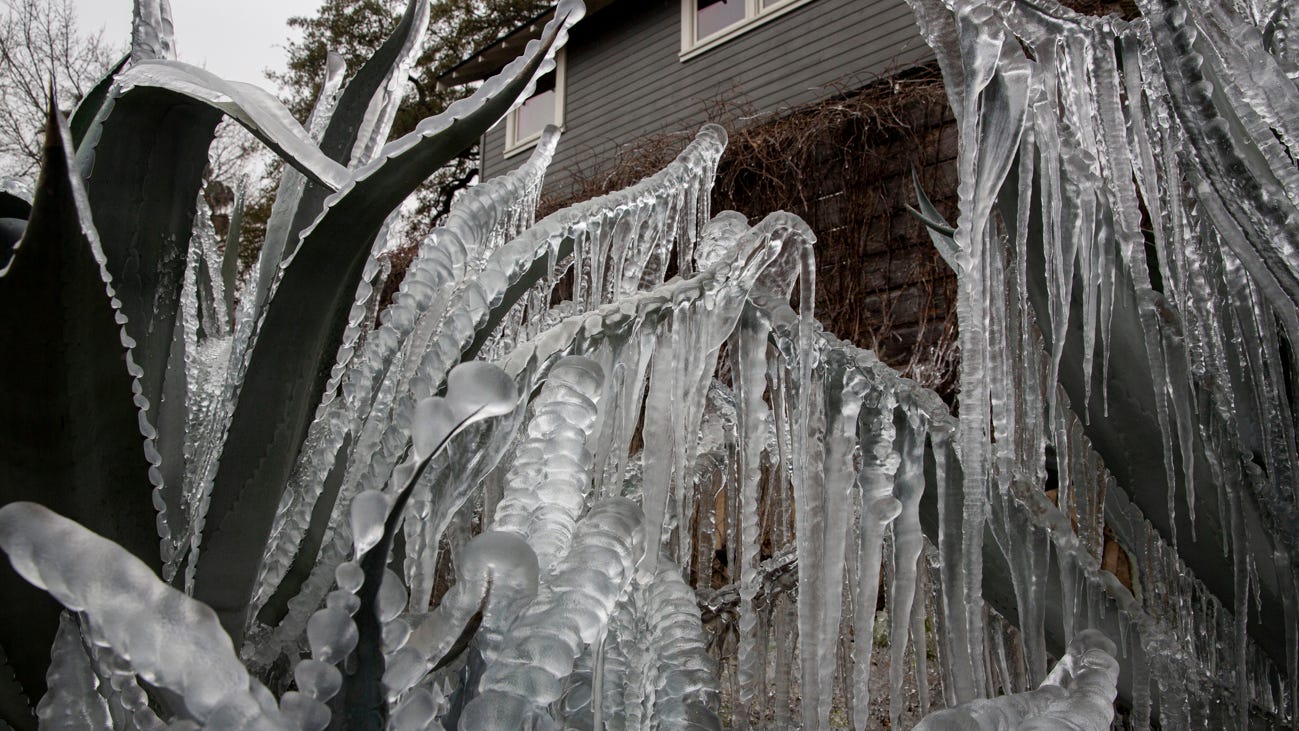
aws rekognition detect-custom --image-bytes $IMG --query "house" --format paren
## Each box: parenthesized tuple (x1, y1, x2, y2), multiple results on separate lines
(439, 0, 958, 386)
(439, 0, 935, 194)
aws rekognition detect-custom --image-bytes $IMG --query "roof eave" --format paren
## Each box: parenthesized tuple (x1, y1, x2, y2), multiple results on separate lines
(435, 0, 620, 90)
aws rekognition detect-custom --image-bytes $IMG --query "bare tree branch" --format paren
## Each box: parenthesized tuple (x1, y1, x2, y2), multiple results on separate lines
(0, 0, 117, 178)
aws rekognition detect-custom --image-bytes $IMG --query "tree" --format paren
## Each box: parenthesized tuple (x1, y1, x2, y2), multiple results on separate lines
(249, 0, 549, 251)
(0, 0, 117, 178)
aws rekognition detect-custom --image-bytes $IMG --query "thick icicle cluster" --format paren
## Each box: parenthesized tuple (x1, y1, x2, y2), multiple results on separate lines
(5, 0, 1299, 725)
(900, 0, 1299, 724)
(916, 629, 1119, 729)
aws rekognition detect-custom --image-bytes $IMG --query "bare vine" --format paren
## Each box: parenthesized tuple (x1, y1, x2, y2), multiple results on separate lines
(542, 65, 961, 397)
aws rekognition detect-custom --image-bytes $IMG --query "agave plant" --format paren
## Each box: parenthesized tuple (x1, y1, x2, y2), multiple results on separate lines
(23, 0, 1275, 723)
(0, 0, 798, 724)
(2, 0, 561, 717)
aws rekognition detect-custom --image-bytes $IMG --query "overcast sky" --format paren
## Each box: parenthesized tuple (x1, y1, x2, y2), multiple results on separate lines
(74, 0, 323, 87)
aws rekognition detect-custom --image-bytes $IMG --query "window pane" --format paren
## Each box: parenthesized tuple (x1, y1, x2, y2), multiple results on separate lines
(515, 88, 555, 142)
(696, 0, 745, 40)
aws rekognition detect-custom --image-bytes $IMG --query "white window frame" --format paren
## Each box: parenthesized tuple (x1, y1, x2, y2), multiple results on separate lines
(504, 49, 566, 158)
(680, 0, 816, 60)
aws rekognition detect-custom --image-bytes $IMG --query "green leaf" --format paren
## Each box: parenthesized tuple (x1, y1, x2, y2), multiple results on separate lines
(251, 0, 430, 312)
(75, 78, 223, 566)
(99, 62, 349, 189)
(0, 180, 32, 271)
(193, 4, 580, 643)
(319, 0, 430, 168)
(75, 61, 353, 563)
(0, 102, 156, 715)
(907, 165, 959, 269)
(69, 54, 128, 150)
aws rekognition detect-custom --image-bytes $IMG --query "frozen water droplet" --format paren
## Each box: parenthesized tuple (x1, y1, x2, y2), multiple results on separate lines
(294, 659, 342, 702)
(326, 589, 361, 615)
(307, 607, 358, 665)
(382, 647, 425, 699)
(446, 361, 519, 421)
(350, 491, 393, 556)
(279, 691, 330, 731)
(412, 397, 457, 462)
(390, 688, 437, 731)
(379, 569, 407, 623)
(383, 617, 411, 654)
(335, 561, 364, 593)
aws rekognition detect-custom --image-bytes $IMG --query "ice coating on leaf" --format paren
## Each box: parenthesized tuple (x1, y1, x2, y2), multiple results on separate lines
(351, 490, 394, 556)
(348, 0, 432, 167)
(492, 355, 605, 571)
(130, 0, 176, 62)
(0, 502, 280, 725)
(641, 559, 721, 729)
(107, 62, 349, 190)
(383, 531, 539, 699)
(899, 0, 1299, 721)
(915, 629, 1118, 729)
(250, 124, 724, 659)
(462, 498, 645, 728)
(248, 129, 557, 623)
(35, 614, 112, 730)
(409, 363, 519, 465)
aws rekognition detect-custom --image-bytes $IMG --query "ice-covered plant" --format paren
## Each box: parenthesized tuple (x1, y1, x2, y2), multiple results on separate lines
(7, 0, 1229, 724)
(0, 0, 756, 725)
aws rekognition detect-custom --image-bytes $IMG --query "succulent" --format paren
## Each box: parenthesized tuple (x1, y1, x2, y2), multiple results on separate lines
(0, 0, 1130, 721)
(17, 0, 1291, 725)
(0, 0, 771, 727)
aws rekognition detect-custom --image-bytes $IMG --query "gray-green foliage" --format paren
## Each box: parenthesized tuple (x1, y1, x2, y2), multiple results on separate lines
(0, 0, 579, 726)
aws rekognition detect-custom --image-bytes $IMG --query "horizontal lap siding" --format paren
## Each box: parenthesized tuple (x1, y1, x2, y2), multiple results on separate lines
(481, 0, 935, 190)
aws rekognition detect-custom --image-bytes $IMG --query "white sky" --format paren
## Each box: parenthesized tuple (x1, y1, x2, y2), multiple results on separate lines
(74, 0, 324, 87)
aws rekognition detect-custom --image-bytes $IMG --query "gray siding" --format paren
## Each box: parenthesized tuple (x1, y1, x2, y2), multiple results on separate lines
(481, 0, 934, 194)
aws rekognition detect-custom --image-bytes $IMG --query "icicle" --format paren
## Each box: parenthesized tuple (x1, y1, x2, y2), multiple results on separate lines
(36, 614, 113, 730)
(888, 411, 929, 727)
(730, 305, 771, 710)
(851, 383, 902, 731)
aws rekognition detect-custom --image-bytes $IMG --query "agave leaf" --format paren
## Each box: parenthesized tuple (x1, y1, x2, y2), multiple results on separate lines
(0, 503, 284, 725)
(76, 61, 351, 554)
(251, 0, 429, 314)
(131, 0, 177, 62)
(907, 165, 960, 269)
(344, 363, 519, 729)
(0, 105, 156, 712)
(0, 179, 33, 271)
(69, 54, 129, 150)
(105, 62, 349, 189)
(74, 77, 222, 571)
(250, 50, 347, 314)
(193, 3, 579, 643)
(324, 0, 431, 168)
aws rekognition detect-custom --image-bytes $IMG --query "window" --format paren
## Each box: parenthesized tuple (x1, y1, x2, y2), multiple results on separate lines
(505, 50, 566, 156)
(681, 0, 815, 58)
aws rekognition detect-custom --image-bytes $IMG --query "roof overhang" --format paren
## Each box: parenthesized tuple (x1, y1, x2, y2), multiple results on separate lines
(435, 0, 619, 90)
